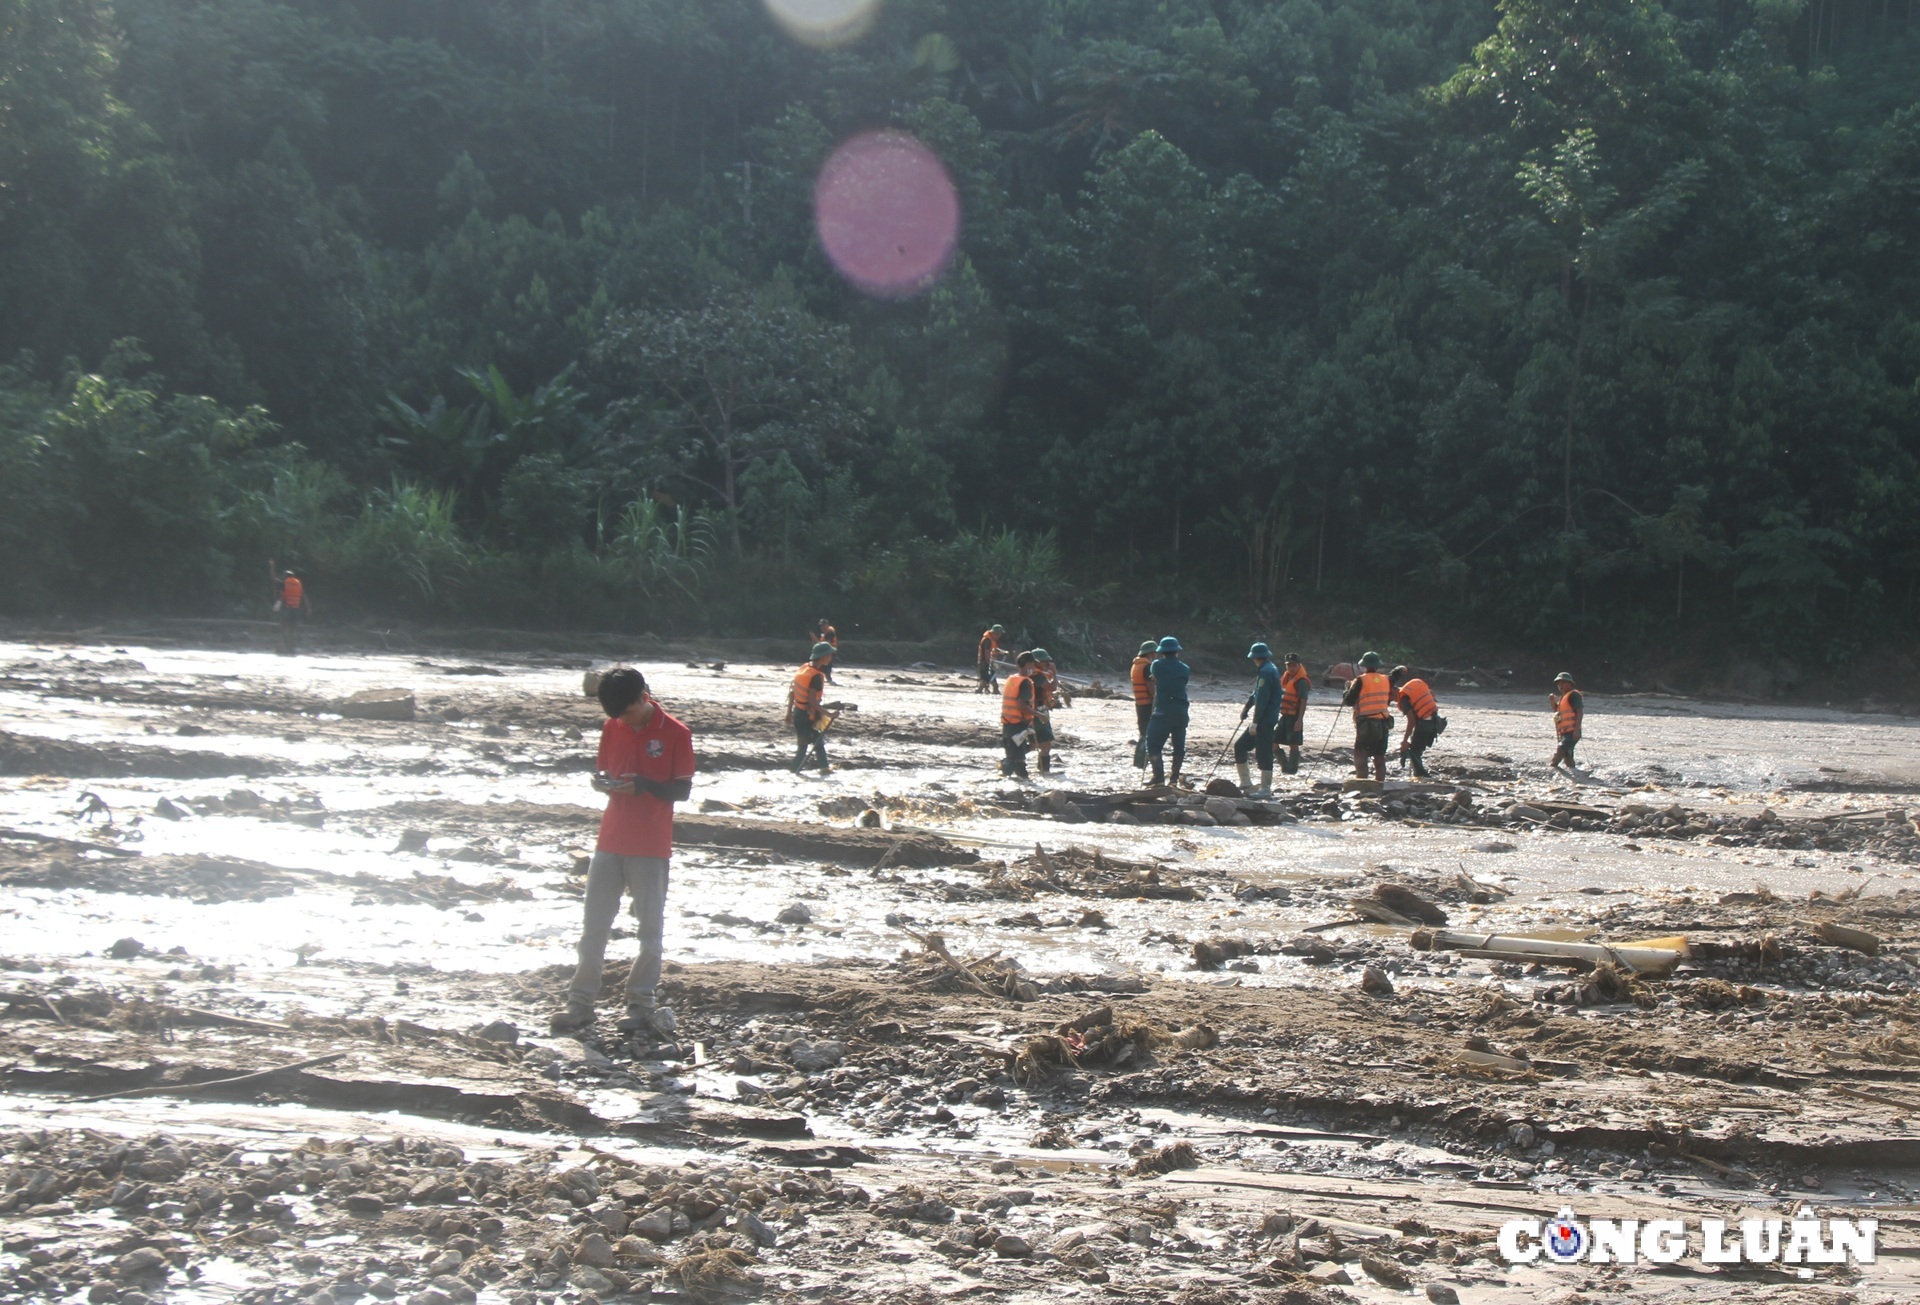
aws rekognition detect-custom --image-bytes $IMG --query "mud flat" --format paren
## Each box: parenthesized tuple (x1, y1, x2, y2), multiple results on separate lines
(3, 639, 1919, 1303)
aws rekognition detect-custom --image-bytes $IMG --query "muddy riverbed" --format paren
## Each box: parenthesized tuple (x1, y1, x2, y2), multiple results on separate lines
(2, 635, 1919, 1304)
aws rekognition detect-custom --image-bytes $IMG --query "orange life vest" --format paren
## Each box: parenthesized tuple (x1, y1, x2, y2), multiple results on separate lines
(1553, 688, 1582, 736)
(790, 664, 825, 722)
(1352, 671, 1392, 720)
(1280, 665, 1310, 716)
(1002, 672, 1035, 726)
(978, 630, 1000, 662)
(280, 576, 304, 609)
(1130, 656, 1153, 705)
(1398, 678, 1437, 720)
(819, 624, 838, 648)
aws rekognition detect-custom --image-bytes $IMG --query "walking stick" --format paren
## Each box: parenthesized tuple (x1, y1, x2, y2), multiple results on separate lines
(1319, 699, 1344, 755)
(1203, 718, 1247, 785)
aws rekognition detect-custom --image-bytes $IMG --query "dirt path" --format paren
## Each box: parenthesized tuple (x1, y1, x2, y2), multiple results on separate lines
(2, 640, 1917, 1303)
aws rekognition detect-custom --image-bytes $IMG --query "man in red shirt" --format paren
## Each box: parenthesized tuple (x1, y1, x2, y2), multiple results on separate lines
(552, 667, 696, 1037)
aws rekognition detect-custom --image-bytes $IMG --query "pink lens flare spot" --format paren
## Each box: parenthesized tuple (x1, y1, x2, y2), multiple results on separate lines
(814, 132, 960, 298)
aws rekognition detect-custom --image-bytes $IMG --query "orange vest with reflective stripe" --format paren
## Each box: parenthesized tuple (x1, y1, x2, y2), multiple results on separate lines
(280, 576, 304, 608)
(1353, 671, 1392, 720)
(790, 665, 825, 722)
(1002, 672, 1035, 726)
(1399, 678, 1437, 720)
(1130, 656, 1153, 705)
(1553, 689, 1582, 736)
(1281, 665, 1309, 715)
(979, 630, 1000, 663)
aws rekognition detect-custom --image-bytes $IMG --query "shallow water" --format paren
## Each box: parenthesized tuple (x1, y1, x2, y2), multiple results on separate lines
(3, 642, 1916, 994)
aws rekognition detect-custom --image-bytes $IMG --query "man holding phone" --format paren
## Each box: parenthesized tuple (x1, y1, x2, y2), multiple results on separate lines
(552, 667, 695, 1037)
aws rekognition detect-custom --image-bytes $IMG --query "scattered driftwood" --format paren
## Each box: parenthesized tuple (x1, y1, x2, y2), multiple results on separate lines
(1413, 929, 1686, 977)
(1811, 921, 1881, 956)
(73, 1052, 348, 1103)
(0, 826, 139, 858)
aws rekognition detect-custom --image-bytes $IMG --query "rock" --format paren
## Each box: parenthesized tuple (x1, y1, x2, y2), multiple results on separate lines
(1508, 1122, 1536, 1150)
(736, 1209, 776, 1248)
(344, 1194, 385, 1216)
(153, 798, 190, 821)
(1360, 1251, 1412, 1289)
(1426, 1283, 1461, 1304)
(426, 1251, 464, 1275)
(408, 1291, 454, 1305)
(396, 829, 431, 853)
(577, 1233, 615, 1268)
(224, 788, 262, 809)
(113, 1248, 167, 1279)
(775, 902, 812, 925)
(993, 1233, 1032, 1258)
(1360, 965, 1395, 996)
(1474, 841, 1516, 853)
(969, 1085, 1007, 1109)
(365, 1277, 398, 1300)
(1374, 883, 1447, 925)
(1203, 778, 1243, 798)
(106, 937, 146, 960)
(1185, 810, 1218, 826)
(339, 688, 417, 722)
(785, 1039, 845, 1071)
(475, 1019, 519, 1044)
(1306, 1262, 1352, 1286)
(631, 1207, 675, 1241)
(1203, 797, 1241, 823)
(571, 1266, 614, 1294)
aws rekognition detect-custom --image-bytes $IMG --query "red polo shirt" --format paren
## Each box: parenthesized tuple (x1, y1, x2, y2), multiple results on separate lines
(596, 701, 695, 858)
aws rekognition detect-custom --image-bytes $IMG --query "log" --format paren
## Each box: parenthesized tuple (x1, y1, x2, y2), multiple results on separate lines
(1812, 922, 1880, 956)
(1419, 929, 1685, 977)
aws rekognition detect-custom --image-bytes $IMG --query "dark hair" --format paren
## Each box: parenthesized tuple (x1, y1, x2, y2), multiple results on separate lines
(1016, 651, 1037, 667)
(597, 667, 647, 718)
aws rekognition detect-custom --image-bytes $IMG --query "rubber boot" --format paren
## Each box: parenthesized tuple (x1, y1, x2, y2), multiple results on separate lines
(1150, 757, 1166, 787)
(1285, 749, 1299, 775)
(1255, 769, 1273, 798)
(1353, 746, 1367, 779)
(1038, 751, 1051, 775)
(1235, 761, 1253, 793)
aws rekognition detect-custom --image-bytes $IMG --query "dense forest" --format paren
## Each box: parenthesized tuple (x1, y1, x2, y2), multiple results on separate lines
(2, 0, 1917, 662)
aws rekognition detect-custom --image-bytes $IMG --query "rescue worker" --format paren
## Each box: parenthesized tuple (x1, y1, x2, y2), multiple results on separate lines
(1390, 665, 1443, 778)
(1549, 671, 1585, 775)
(269, 559, 307, 656)
(812, 618, 839, 684)
(1145, 636, 1191, 788)
(976, 624, 1007, 693)
(1000, 651, 1040, 778)
(1030, 647, 1064, 774)
(1341, 651, 1394, 781)
(1278, 653, 1311, 775)
(1129, 641, 1156, 769)
(551, 667, 695, 1038)
(1234, 643, 1282, 798)
(789, 642, 835, 774)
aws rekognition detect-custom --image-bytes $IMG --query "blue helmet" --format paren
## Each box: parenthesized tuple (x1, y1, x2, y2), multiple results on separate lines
(1248, 642, 1272, 660)
(1157, 636, 1182, 654)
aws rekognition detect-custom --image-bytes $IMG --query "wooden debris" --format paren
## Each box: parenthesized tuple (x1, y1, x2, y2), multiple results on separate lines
(1811, 921, 1880, 956)
(1415, 929, 1685, 977)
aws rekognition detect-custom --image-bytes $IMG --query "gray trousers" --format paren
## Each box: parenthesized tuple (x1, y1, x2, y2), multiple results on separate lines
(567, 853, 669, 1003)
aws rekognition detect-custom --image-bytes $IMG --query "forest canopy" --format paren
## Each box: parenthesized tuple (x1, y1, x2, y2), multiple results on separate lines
(1, 0, 1915, 659)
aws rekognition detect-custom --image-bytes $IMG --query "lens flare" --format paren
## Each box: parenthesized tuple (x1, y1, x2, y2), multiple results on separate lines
(762, 0, 881, 48)
(813, 132, 959, 299)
